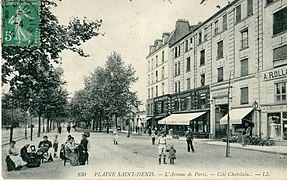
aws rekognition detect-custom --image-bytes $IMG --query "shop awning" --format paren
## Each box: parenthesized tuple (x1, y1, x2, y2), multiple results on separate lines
(158, 112, 206, 125)
(219, 107, 254, 125)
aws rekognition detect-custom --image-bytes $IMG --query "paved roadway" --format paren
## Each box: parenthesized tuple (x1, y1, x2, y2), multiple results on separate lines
(2, 130, 287, 180)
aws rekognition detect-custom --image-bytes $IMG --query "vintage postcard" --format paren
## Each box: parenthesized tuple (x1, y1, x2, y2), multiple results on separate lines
(1, 0, 287, 179)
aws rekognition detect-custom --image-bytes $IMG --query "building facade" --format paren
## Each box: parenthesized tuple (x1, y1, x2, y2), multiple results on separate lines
(145, 0, 287, 140)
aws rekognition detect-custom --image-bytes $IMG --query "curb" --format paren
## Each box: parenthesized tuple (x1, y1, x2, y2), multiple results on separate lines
(198, 141, 287, 155)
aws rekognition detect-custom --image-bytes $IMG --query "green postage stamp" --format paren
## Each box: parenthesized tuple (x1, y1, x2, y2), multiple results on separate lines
(2, 0, 40, 46)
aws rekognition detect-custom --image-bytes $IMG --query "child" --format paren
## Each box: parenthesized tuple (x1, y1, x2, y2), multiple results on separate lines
(151, 130, 156, 145)
(168, 145, 176, 164)
(113, 129, 119, 145)
(53, 135, 59, 158)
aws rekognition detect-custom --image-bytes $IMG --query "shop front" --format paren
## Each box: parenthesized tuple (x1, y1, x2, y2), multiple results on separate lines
(261, 105, 287, 141)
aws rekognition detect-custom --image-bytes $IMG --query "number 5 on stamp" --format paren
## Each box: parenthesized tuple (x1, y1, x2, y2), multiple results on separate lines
(2, 0, 40, 46)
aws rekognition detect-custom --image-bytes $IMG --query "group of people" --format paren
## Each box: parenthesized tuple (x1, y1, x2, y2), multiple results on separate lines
(62, 133, 90, 166)
(151, 127, 195, 165)
(5, 132, 90, 171)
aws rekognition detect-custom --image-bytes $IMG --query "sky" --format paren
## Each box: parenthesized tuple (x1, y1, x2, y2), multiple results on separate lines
(52, 0, 229, 105)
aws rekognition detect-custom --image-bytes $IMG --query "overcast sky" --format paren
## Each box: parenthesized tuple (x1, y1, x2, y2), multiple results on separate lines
(52, 0, 228, 104)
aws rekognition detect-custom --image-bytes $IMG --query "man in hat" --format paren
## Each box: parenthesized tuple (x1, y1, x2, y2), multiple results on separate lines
(185, 127, 195, 153)
(157, 131, 167, 164)
(79, 133, 89, 165)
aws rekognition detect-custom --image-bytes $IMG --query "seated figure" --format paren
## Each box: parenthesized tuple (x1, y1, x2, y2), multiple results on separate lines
(38, 135, 53, 161)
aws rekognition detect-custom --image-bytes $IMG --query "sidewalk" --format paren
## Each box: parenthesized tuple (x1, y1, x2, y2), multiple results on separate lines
(195, 139, 287, 155)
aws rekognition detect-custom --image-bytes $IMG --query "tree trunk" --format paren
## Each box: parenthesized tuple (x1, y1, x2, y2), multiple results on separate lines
(38, 116, 41, 137)
(92, 118, 95, 131)
(47, 119, 50, 133)
(49, 119, 52, 131)
(99, 115, 102, 132)
(42, 118, 45, 133)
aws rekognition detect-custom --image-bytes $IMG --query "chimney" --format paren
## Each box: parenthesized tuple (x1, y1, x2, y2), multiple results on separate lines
(175, 19, 190, 31)
(162, 32, 170, 44)
(154, 39, 163, 49)
(149, 45, 156, 54)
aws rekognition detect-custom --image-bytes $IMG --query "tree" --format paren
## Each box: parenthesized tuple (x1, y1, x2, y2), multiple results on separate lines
(70, 52, 140, 133)
(2, 0, 102, 136)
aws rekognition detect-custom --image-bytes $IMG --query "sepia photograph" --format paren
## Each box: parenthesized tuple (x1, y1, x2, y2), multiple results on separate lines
(1, 0, 287, 179)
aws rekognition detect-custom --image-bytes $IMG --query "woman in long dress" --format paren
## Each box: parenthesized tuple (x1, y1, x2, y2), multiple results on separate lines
(65, 137, 79, 166)
(6, 141, 26, 170)
(8, 6, 34, 43)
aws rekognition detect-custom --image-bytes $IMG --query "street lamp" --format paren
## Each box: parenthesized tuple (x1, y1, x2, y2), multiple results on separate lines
(226, 72, 232, 158)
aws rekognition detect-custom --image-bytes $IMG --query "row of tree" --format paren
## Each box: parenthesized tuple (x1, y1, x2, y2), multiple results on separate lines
(2, 0, 102, 138)
(69, 52, 140, 133)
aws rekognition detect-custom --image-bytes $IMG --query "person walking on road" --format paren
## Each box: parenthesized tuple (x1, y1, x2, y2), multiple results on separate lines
(53, 135, 59, 158)
(151, 130, 156, 145)
(185, 127, 195, 153)
(113, 129, 119, 145)
(158, 131, 167, 164)
(67, 125, 71, 134)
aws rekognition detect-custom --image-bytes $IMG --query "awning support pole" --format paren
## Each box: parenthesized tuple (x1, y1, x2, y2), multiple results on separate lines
(226, 72, 231, 158)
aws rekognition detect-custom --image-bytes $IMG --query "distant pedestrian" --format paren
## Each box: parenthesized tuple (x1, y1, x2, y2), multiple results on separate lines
(58, 126, 62, 134)
(148, 127, 151, 136)
(158, 131, 167, 164)
(168, 145, 176, 164)
(242, 126, 251, 146)
(151, 130, 156, 145)
(113, 129, 119, 145)
(53, 135, 59, 158)
(67, 125, 71, 133)
(185, 127, 195, 153)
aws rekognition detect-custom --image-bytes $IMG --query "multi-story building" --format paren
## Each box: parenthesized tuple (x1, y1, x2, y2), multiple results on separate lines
(146, 0, 287, 140)
(260, 0, 287, 141)
(146, 32, 171, 128)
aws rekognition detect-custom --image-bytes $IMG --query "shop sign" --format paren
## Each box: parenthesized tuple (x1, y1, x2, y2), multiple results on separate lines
(263, 67, 287, 81)
(262, 105, 287, 112)
(214, 96, 228, 105)
(211, 88, 228, 97)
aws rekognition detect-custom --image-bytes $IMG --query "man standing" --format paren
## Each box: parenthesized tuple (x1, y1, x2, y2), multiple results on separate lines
(185, 127, 195, 153)
(158, 131, 167, 164)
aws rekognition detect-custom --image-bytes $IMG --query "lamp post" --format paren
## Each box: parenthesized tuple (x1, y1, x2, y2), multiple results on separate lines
(226, 72, 232, 158)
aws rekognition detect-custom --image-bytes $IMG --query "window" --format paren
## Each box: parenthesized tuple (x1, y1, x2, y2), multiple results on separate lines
(156, 56, 158, 67)
(275, 82, 287, 102)
(185, 39, 188, 52)
(247, 0, 253, 16)
(178, 82, 181, 92)
(273, 7, 287, 36)
(148, 74, 150, 84)
(175, 83, 177, 93)
(148, 61, 150, 71)
(178, 62, 180, 75)
(241, 29, 248, 49)
(174, 47, 178, 58)
(162, 67, 165, 79)
(151, 87, 154, 98)
(201, 74, 205, 86)
(187, 78, 191, 89)
(217, 67, 223, 82)
(151, 73, 153, 83)
(198, 31, 202, 44)
(174, 63, 178, 76)
(178, 45, 181, 57)
(200, 50, 205, 65)
(223, 14, 227, 31)
(214, 20, 219, 35)
(267, 0, 274, 5)
(148, 88, 150, 99)
(204, 28, 208, 41)
(273, 45, 287, 67)
(190, 37, 193, 45)
(155, 86, 158, 97)
(186, 57, 191, 72)
(162, 51, 164, 63)
(217, 41, 223, 59)
(151, 59, 154, 69)
(236, 5, 241, 23)
(155, 71, 158, 82)
(240, 87, 249, 105)
(162, 83, 165, 95)
(241, 59, 248, 76)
